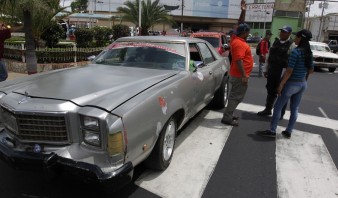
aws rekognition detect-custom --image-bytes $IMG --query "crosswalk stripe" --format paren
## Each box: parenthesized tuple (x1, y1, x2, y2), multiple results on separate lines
(135, 110, 232, 198)
(276, 127, 338, 198)
(135, 103, 338, 197)
(237, 103, 338, 131)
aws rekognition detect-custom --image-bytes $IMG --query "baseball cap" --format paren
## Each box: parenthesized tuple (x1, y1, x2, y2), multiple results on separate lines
(292, 29, 312, 40)
(235, 23, 250, 35)
(266, 30, 273, 35)
(279, 25, 292, 33)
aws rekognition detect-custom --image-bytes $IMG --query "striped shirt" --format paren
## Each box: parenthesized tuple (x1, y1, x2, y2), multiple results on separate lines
(287, 48, 314, 80)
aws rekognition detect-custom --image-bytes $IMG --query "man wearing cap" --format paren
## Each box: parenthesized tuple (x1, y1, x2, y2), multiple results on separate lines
(258, 30, 273, 77)
(221, 23, 254, 126)
(257, 25, 295, 118)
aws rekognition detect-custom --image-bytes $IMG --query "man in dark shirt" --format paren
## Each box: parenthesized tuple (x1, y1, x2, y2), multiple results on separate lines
(0, 23, 11, 81)
(257, 25, 294, 118)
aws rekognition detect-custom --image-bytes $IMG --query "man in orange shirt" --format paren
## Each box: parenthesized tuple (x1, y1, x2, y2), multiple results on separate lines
(221, 23, 254, 126)
(258, 30, 272, 77)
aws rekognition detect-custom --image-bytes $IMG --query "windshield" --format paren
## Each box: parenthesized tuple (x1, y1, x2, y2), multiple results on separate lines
(194, 37, 219, 48)
(93, 42, 187, 70)
(310, 44, 331, 52)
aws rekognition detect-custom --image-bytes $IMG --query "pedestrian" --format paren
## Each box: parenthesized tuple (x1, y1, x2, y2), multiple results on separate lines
(221, 23, 254, 126)
(257, 25, 295, 118)
(258, 30, 273, 77)
(0, 23, 11, 82)
(257, 29, 314, 138)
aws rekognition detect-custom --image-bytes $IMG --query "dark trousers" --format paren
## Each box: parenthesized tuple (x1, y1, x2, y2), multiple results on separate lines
(265, 68, 287, 115)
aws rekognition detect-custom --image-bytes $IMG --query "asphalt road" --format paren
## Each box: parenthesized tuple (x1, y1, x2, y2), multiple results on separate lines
(1, 59, 337, 198)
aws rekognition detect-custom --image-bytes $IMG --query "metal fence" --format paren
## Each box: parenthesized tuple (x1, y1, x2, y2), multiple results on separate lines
(4, 42, 104, 63)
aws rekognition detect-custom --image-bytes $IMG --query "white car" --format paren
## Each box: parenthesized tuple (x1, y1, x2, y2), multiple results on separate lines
(310, 41, 338, 72)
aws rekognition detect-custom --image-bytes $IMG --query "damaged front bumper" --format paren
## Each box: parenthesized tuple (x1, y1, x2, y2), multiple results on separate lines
(0, 136, 133, 188)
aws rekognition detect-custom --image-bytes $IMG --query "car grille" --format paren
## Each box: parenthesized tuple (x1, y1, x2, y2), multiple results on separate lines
(1, 106, 68, 143)
(314, 57, 338, 63)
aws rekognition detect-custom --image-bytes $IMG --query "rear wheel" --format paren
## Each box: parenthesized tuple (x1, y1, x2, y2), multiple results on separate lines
(328, 68, 336, 72)
(145, 117, 176, 170)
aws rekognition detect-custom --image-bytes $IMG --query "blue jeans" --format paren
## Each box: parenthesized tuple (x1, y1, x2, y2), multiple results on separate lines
(0, 60, 8, 82)
(270, 81, 307, 133)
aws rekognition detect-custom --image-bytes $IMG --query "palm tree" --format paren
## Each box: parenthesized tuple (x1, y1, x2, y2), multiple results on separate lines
(117, 0, 175, 35)
(0, 0, 65, 74)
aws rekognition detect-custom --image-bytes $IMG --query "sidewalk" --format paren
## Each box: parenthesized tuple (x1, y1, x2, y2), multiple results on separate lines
(8, 72, 27, 80)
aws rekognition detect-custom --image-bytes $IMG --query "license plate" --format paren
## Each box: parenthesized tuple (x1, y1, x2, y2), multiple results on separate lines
(2, 110, 18, 134)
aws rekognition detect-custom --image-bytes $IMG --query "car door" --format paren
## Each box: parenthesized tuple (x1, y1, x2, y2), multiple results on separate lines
(192, 42, 218, 108)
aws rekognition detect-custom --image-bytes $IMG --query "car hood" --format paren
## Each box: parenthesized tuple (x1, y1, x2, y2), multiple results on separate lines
(312, 50, 338, 59)
(0, 64, 179, 111)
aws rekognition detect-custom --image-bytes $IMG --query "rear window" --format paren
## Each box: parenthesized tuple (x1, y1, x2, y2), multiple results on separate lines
(194, 37, 219, 48)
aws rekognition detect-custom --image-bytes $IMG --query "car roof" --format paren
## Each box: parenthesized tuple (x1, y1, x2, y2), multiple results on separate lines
(309, 41, 329, 46)
(116, 36, 204, 43)
(190, 32, 225, 37)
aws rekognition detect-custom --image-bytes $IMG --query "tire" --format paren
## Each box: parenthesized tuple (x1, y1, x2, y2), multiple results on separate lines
(144, 117, 177, 170)
(328, 68, 336, 72)
(209, 75, 228, 109)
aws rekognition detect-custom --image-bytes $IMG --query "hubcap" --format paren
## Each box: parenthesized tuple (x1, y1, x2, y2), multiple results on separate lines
(163, 120, 175, 161)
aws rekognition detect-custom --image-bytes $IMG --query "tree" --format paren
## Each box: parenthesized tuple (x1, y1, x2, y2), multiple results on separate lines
(0, 0, 66, 74)
(117, 0, 175, 35)
(71, 0, 88, 13)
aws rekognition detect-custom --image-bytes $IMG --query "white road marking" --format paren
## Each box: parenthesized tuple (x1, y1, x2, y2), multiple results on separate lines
(238, 103, 338, 131)
(135, 103, 338, 198)
(318, 107, 338, 137)
(276, 128, 338, 198)
(135, 110, 232, 198)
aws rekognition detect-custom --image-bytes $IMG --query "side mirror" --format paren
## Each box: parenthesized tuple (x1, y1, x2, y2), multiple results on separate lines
(87, 55, 96, 61)
(223, 44, 230, 50)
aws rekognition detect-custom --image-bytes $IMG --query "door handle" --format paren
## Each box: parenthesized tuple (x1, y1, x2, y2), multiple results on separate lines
(209, 71, 213, 75)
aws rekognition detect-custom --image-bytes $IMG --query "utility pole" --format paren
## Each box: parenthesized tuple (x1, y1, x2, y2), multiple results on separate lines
(181, 0, 184, 34)
(139, 0, 142, 35)
(109, 0, 111, 28)
(318, 0, 328, 41)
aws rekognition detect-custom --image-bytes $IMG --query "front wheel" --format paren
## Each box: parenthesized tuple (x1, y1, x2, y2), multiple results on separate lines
(328, 68, 336, 72)
(209, 75, 228, 109)
(144, 117, 177, 170)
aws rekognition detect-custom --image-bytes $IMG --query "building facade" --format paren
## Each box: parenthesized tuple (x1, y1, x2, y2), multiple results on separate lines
(66, 0, 305, 36)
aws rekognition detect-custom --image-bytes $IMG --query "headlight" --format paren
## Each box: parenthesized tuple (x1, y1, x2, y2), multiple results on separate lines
(81, 115, 101, 146)
(83, 129, 101, 146)
(82, 116, 100, 130)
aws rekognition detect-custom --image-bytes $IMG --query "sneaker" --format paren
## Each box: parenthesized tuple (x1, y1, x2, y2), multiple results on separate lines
(256, 130, 276, 137)
(257, 109, 272, 116)
(282, 131, 291, 138)
(221, 119, 239, 127)
(232, 116, 239, 120)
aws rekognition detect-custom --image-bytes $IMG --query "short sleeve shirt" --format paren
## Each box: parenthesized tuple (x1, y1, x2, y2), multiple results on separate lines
(230, 35, 254, 77)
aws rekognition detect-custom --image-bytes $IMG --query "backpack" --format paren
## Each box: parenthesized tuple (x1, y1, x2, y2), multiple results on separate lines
(256, 41, 262, 55)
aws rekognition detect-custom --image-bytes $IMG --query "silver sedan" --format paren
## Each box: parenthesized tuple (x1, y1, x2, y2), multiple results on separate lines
(0, 36, 228, 188)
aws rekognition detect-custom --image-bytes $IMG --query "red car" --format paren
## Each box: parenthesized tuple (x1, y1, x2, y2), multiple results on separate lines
(190, 32, 229, 57)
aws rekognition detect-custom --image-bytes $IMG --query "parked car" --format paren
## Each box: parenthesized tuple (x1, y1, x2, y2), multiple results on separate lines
(246, 34, 261, 43)
(326, 40, 338, 53)
(0, 36, 228, 189)
(310, 41, 338, 72)
(190, 32, 229, 57)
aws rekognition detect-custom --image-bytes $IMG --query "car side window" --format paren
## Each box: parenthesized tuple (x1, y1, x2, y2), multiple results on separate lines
(221, 35, 226, 45)
(189, 43, 203, 61)
(197, 43, 215, 65)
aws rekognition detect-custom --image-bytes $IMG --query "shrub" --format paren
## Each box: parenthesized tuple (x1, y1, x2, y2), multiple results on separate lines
(92, 26, 113, 47)
(40, 22, 64, 48)
(74, 28, 94, 48)
(112, 24, 130, 40)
